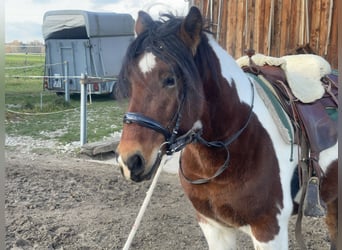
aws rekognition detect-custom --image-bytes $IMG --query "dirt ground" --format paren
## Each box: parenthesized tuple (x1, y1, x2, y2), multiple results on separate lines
(5, 143, 332, 250)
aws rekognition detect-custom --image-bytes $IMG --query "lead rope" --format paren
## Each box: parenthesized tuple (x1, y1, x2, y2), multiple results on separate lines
(122, 144, 171, 250)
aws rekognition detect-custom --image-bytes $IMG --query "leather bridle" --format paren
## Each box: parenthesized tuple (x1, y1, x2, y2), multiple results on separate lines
(122, 77, 255, 184)
(123, 83, 188, 155)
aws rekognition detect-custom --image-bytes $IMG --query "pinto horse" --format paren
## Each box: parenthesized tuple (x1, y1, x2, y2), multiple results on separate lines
(116, 7, 338, 250)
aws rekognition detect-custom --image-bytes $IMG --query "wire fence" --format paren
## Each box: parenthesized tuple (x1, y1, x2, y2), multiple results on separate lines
(5, 61, 117, 81)
(5, 61, 62, 70)
(5, 60, 118, 108)
(5, 54, 124, 146)
(6, 61, 74, 115)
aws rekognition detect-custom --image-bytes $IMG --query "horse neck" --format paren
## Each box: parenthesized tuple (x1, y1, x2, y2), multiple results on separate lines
(198, 35, 254, 141)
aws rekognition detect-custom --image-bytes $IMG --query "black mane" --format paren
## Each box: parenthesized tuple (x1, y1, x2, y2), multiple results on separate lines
(117, 13, 220, 98)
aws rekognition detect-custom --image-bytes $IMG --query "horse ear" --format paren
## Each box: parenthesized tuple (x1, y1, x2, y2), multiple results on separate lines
(180, 6, 203, 55)
(135, 11, 154, 35)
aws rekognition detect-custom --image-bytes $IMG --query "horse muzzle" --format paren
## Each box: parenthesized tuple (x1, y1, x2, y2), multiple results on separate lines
(117, 150, 162, 182)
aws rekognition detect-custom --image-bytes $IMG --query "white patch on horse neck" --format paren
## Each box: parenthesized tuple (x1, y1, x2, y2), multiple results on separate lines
(206, 34, 253, 105)
(139, 52, 156, 75)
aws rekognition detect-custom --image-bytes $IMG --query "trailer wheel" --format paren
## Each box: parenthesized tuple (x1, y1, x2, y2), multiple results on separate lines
(109, 82, 117, 100)
(109, 90, 116, 100)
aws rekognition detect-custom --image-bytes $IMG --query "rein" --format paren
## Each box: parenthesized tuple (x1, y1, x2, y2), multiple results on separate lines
(123, 74, 255, 185)
(179, 80, 255, 184)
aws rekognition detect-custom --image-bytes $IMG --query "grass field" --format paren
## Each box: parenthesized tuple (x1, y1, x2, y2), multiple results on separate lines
(5, 53, 126, 145)
(5, 54, 45, 93)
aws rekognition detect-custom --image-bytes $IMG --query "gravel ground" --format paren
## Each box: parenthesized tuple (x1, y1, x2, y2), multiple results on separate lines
(5, 135, 332, 249)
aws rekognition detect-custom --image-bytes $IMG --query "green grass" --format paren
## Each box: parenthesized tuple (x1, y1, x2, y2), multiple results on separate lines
(5, 54, 45, 79)
(5, 54, 45, 94)
(6, 98, 126, 143)
(5, 53, 127, 145)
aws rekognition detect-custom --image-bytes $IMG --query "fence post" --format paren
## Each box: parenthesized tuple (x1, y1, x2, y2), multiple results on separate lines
(40, 92, 43, 111)
(80, 73, 87, 145)
(64, 61, 70, 102)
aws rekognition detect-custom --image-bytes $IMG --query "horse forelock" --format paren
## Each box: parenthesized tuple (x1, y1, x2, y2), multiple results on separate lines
(118, 14, 219, 99)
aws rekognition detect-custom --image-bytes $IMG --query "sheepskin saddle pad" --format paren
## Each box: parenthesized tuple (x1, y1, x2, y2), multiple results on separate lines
(236, 53, 332, 103)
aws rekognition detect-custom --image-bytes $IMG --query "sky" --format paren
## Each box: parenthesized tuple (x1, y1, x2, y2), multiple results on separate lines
(5, 0, 190, 43)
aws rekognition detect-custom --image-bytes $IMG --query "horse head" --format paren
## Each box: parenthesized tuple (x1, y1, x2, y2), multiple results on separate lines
(116, 7, 206, 182)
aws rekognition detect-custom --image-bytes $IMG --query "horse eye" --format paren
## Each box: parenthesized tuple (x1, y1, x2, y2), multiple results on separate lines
(163, 77, 176, 87)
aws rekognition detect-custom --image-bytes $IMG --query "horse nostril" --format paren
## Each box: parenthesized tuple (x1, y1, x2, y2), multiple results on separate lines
(126, 154, 145, 174)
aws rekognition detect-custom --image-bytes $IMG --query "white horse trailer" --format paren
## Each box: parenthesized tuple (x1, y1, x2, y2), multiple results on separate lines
(42, 10, 134, 98)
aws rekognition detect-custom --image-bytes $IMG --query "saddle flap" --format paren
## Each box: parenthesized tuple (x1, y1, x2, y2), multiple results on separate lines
(296, 102, 337, 152)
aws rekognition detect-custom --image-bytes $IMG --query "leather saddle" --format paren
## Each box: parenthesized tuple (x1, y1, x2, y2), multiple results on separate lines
(241, 51, 338, 217)
(242, 62, 338, 154)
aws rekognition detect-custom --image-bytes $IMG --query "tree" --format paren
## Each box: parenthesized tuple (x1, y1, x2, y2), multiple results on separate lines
(5, 40, 45, 54)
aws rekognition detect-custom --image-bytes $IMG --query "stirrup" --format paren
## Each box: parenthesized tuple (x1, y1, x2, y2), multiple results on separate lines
(303, 176, 327, 217)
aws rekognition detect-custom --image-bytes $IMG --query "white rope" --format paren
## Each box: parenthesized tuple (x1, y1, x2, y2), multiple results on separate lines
(6, 108, 79, 116)
(5, 61, 65, 70)
(5, 75, 81, 79)
(5, 64, 45, 70)
(122, 156, 171, 250)
(5, 75, 118, 81)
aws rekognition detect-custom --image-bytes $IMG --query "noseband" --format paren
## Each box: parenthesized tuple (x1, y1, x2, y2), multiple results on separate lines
(122, 76, 255, 185)
(123, 85, 188, 155)
(123, 112, 172, 140)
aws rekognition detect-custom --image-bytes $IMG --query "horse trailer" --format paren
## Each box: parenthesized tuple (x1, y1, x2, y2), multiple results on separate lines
(42, 10, 135, 98)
